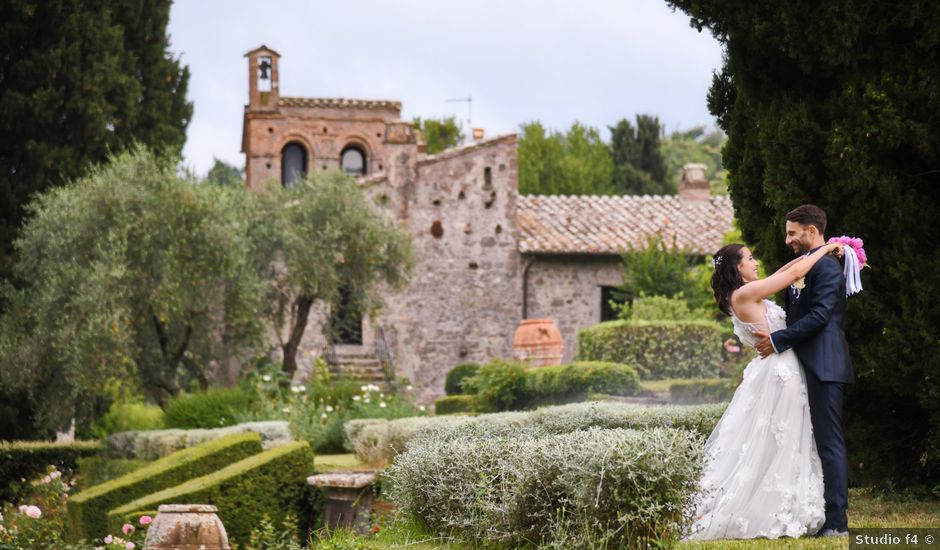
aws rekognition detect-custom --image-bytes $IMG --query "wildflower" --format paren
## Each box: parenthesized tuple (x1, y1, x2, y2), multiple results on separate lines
(139, 515, 153, 525)
(262, 375, 272, 382)
(281, 407, 290, 414)
(360, 385, 368, 392)
(325, 404, 334, 412)
(321, 413, 328, 419)
(291, 386, 301, 393)
(104, 535, 114, 544)
(126, 543, 136, 549)
(379, 402, 387, 408)
(419, 405, 426, 412)
(122, 523, 135, 535)
(299, 384, 306, 392)
(352, 395, 361, 401)
(25, 505, 41, 519)
(406, 385, 413, 391)
(50, 470, 61, 480)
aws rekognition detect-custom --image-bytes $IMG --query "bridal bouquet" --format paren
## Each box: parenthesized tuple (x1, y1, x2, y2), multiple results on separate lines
(827, 235, 868, 296)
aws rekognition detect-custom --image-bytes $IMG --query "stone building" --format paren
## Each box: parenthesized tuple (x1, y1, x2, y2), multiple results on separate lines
(241, 46, 733, 401)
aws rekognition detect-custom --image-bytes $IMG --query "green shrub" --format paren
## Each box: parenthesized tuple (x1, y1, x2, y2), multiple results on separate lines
(627, 293, 711, 321)
(434, 395, 476, 415)
(524, 361, 639, 406)
(91, 401, 166, 438)
(444, 363, 480, 395)
(577, 319, 723, 379)
(0, 440, 100, 504)
(669, 379, 735, 404)
(73, 456, 148, 492)
(461, 360, 527, 412)
(164, 387, 251, 429)
(106, 420, 291, 460)
(349, 401, 726, 466)
(68, 432, 263, 540)
(108, 441, 316, 545)
(386, 426, 705, 547)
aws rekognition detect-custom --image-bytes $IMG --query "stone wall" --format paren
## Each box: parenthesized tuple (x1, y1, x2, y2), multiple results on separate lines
(523, 255, 624, 363)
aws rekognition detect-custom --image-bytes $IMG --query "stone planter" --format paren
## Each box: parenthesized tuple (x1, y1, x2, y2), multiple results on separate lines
(143, 504, 229, 550)
(512, 319, 564, 366)
(307, 471, 377, 534)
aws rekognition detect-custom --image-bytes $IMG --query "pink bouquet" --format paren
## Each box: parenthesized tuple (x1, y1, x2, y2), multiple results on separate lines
(827, 236, 868, 267)
(827, 235, 868, 296)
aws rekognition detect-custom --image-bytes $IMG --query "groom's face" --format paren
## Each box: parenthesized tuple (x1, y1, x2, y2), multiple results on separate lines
(785, 221, 813, 255)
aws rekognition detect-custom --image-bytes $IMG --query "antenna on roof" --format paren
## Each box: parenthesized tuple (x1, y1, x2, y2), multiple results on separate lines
(445, 95, 472, 133)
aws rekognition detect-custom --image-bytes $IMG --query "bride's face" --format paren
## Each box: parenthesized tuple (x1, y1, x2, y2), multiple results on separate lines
(737, 247, 760, 283)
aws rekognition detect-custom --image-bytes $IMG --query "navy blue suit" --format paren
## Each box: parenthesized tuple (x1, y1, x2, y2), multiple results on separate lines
(771, 249, 853, 531)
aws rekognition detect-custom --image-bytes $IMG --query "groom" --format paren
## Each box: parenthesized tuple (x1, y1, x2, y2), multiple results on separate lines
(753, 204, 854, 537)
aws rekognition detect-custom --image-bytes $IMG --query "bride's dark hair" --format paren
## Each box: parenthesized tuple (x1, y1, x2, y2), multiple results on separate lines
(710, 244, 746, 316)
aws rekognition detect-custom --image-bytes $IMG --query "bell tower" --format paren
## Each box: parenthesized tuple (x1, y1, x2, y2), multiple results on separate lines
(245, 45, 280, 110)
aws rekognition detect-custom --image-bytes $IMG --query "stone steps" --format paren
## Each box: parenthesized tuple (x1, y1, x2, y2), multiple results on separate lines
(329, 351, 390, 389)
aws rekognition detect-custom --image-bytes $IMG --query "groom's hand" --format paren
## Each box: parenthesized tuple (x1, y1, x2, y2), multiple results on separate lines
(751, 330, 775, 358)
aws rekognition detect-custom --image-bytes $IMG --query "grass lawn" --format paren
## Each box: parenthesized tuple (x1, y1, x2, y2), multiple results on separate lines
(316, 488, 940, 549)
(314, 453, 372, 472)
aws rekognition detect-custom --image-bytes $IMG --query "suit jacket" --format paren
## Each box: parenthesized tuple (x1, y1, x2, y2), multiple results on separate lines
(770, 248, 854, 384)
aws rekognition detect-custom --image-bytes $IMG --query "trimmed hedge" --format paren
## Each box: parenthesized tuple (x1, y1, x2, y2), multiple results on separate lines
(387, 426, 705, 547)
(108, 441, 315, 544)
(444, 363, 480, 395)
(106, 420, 291, 460)
(669, 379, 735, 404)
(0, 440, 101, 504)
(577, 319, 724, 379)
(464, 360, 640, 412)
(434, 395, 476, 415)
(349, 401, 726, 466)
(68, 432, 263, 540)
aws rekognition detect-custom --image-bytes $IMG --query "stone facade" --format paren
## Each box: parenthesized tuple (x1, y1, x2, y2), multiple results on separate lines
(240, 46, 735, 401)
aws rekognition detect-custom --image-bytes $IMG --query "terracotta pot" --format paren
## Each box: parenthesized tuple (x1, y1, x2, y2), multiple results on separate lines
(512, 319, 563, 366)
(143, 504, 230, 550)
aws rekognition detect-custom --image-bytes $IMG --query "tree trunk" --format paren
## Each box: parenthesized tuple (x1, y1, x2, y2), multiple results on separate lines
(282, 295, 314, 379)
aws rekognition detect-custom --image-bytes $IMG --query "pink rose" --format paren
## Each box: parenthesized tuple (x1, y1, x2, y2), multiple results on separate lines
(122, 523, 135, 535)
(104, 535, 113, 544)
(25, 505, 41, 519)
(125, 543, 136, 549)
(139, 515, 153, 525)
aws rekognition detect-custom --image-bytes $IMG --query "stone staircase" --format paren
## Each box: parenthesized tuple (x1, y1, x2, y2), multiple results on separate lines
(329, 347, 390, 390)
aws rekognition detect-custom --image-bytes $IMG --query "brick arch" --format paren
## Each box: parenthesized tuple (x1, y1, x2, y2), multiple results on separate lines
(339, 133, 375, 175)
(278, 134, 315, 158)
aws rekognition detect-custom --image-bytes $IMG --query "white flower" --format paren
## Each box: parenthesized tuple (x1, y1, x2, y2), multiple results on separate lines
(360, 385, 368, 392)
(42, 475, 51, 484)
(104, 535, 113, 544)
(299, 385, 306, 392)
(262, 375, 272, 382)
(419, 405, 426, 411)
(291, 386, 301, 393)
(352, 395, 361, 401)
(49, 471, 60, 480)
(406, 385, 413, 391)
(325, 405, 334, 412)
(281, 407, 290, 414)
(321, 413, 328, 419)
(379, 402, 387, 408)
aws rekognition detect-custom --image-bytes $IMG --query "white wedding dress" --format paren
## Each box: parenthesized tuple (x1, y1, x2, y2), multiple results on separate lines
(687, 299, 825, 540)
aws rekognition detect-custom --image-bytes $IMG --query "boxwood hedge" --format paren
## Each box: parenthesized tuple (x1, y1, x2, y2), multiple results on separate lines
(107, 441, 315, 544)
(0, 440, 101, 504)
(577, 319, 724, 379)
(68, 432, 262, 540)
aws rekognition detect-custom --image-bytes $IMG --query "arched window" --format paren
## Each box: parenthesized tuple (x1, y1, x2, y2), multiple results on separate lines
(341, 145, 367, 176)
(281, 142, 307, 187)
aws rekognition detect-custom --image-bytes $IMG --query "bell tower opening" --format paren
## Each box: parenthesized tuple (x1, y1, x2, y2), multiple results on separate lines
(245, 45, 280, 110)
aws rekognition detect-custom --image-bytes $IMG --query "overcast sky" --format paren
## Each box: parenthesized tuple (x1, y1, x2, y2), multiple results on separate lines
(168, 0, 724, 176)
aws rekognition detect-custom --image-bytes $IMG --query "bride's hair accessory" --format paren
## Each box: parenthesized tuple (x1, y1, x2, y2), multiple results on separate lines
(712, 255, 723, 267)
(827, 235, 868, 297)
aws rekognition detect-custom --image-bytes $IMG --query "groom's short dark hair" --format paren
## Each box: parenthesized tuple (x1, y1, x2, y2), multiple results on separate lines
(786, 204, 827, 234)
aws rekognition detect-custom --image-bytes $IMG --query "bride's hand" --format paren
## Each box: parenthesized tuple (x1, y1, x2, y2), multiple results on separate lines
(829, 243, 844, 257)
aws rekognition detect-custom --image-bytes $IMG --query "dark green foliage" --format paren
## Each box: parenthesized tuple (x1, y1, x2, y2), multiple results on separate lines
(609, 115, 673, 195)
(0, 0, 190, 288)
(0, 440, 100, 504)
(617, 234, 711, 307)
(577, 320, 723, 379)
(463, 361, 640, 412)
(434, 395, 477, 415)
(413, 116, 465, 154)
(669, 379, 735, 405)
(667, 0, 940, 488)
(164, 387, 252, 429)
(517, 121, 615, 195)
(205, 158, 245, 187)
(67, 432, 262, 540)
(73, 456, 147, 492)
(444, 362, 480, 395)
(661, 127, 728, 194)
(107, 441, 316, 545)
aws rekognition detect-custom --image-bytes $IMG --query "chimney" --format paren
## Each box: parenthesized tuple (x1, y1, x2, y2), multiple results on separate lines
(679, 163, 710, 201)
(472, 127, 485, 141)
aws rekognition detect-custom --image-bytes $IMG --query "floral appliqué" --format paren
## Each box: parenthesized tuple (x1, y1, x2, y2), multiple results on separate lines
(790, 276, 806, 299)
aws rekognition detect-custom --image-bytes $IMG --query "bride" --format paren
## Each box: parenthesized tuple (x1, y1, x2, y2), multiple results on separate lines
(686, 241, 842, 540)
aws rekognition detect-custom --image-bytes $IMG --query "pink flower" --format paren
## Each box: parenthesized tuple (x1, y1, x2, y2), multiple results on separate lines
(125, 542, 136, 549)
(122, 523, 135, 535)
(25, 505, 41, 519)
(139, 515, 153, 525)
(104, 535, 113, 544)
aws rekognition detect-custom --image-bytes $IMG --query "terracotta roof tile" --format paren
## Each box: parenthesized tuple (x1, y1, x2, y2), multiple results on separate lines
(517, 194, 734, 256)
(278, 97, 401, 111)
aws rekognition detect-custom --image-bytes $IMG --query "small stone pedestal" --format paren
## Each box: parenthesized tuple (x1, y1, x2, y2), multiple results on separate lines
(143, 504, 229, 550)
(307, 471, 377, 533)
